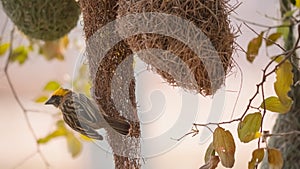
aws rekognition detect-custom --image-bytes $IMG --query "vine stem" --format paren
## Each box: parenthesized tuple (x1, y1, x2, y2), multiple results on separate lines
(4, 27, 50, 169)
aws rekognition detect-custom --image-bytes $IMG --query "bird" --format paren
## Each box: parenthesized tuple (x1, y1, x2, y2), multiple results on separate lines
(45, 87, 131, 140)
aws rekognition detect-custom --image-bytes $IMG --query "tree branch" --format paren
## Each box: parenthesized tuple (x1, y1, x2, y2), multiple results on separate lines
(4, 27, 50, 169)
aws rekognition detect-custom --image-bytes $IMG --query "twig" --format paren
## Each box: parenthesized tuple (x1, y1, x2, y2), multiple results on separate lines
(172, 129, 199, 141)
(10, 151, 38, 169)
(264, 130, 300, 137)
(25, 109, 56, 115)
(4, 28, 50, 169)
(189, 27, 300, 141)
(232, 15, 290, 29)
(173, 124, 214, 141)
(259, 24, 300, 148)
(193, 118, 242, 127)
(258, 73, 266, 148)
(243, 22, 286, 52)
(229, 58, 244, 119)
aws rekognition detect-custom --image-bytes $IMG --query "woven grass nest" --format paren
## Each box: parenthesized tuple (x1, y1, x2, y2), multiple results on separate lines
(1, 0, 80, 41)
(117, 0, 234, 95)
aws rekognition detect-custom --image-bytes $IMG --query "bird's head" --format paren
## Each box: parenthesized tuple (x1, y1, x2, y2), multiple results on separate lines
(45, 87, 71, 107)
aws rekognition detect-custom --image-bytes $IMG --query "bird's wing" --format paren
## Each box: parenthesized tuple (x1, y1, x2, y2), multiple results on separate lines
(71, 93, 102, 126)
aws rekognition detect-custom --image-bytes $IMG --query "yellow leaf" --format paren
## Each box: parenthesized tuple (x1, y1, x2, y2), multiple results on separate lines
(61, 36, 69, 48)
(274, 59, 293, 106)
(213, 127, 236, 168)
(266, 33, 282, 46)
(248, 148, 265, 169)
(37, 120, 68, 144)
(43, 81, 60, 91)
(10, 46, 28, 64)
(247, 32, 264, 63)
(37, 129, 66, 144)
(0, 43, 10, 56)
(296, 0, 300, 8)
(238, 112, 262, 143)
(268, 148, 283, 169)
(261, 96, 290, 113)
(35, 96, 49, 103)
(66, 133, 83, 158)
(254, 132, 261, 138)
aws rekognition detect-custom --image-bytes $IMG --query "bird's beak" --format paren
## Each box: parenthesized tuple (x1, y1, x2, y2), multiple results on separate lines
(44, 95, 61, 107)
(45, 97, 54, 105)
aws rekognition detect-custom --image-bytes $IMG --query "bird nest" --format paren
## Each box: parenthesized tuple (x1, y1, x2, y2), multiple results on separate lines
(1, 0, 80, 41)
(117, 0, 234, 95)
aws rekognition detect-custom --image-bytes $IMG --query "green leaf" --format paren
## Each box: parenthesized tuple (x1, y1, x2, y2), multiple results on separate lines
(268, 148, 283, 169)
(246, 32, 264, 63)
(35, 96, 49, 103)
(204, 142, 215, 163)
(248, 148, 265, 169)
(261, 96, 290, 113)
(213, 127, 236, 168)
(10, 46, 28, 64)
(238, 112, 262, 143)
(66, 133, 82, 158)
(283, 9, 296, 18)
(277, 22, 290, 42)
(274, 59, 293, 106)
(0, 43, 10, 56)
(266, 33, 282, 46)
(43, 81, 60, 91)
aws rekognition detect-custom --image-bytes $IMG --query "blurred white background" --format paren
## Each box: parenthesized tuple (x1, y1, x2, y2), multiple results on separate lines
(0, 0, 282, 168)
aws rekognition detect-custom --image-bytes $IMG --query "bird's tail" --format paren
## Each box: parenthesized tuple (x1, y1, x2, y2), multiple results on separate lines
(103, 116, 131, 135)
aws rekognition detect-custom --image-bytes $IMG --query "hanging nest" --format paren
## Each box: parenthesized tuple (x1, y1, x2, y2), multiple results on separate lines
(117, 0, 234, 95)
(1, 0, 80, 41)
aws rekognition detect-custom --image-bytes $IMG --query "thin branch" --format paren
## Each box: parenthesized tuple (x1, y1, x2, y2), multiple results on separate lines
(173, 124, 213, 141)
(193, 118, 242, 127)
(172, 129, 199, 141)
(232, 15, 290, 29)
(10, 151, 38, 169)
(229, 58, 244, 120)
(24, 107, 59, 115)
(243, 22, 286, 52)
(264, 130, 300, 137)
(259, 24, 300, 148)
(258, 74, 266, 148)
(4, 28, 50, 169)
(190, 26, 300, 141)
